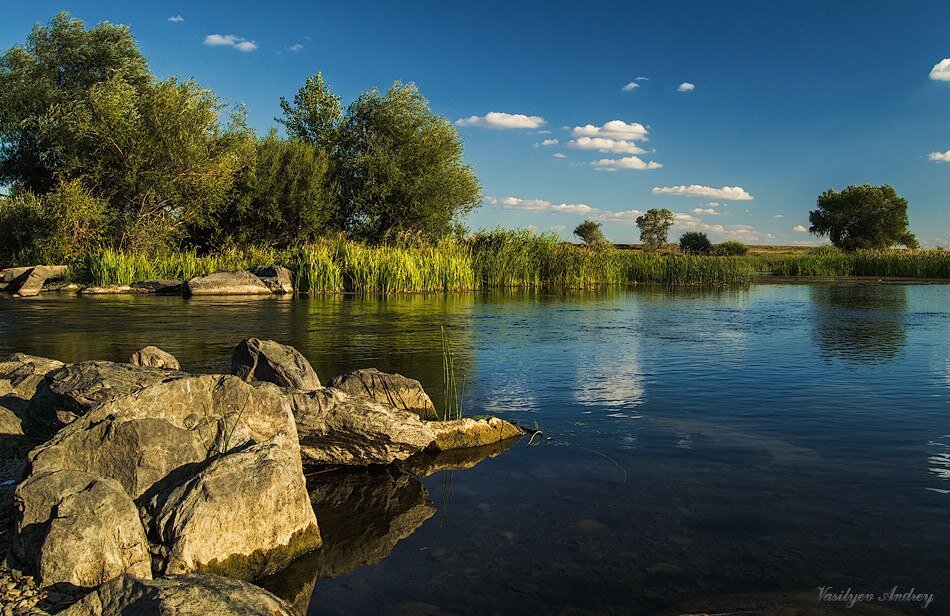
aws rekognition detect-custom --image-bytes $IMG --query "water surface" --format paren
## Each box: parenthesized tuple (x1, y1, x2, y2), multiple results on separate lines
(1, 283, 947, 614)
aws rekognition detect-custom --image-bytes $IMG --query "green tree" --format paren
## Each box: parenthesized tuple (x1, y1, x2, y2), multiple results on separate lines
(573, 219, 606, 245)
(679, 231, 712, 254)
(712, 240, 749, 256)
(808, 184, 917, 251)
(277, 72, 342, 153)
(635, 208, 675, 250)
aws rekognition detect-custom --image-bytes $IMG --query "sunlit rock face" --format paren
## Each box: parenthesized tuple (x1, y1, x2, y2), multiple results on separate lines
(0, 353, 65, 435)
(232, 338, 322, 390)
(328, 368, 438, 420)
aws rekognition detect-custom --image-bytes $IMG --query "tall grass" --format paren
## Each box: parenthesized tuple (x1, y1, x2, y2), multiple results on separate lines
(752, 247, 950, 278)
(441, 326, 464, 421)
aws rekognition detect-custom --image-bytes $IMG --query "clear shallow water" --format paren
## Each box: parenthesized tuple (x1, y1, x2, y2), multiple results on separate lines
(1, 283, 948, 614)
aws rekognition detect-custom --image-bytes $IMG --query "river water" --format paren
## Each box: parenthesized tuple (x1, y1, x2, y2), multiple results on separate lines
(1, 283, 948, 614)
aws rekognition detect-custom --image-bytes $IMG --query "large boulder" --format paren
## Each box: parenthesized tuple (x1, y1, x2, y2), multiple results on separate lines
(0, 353, 66, 434)
(30, 375, 298, 498)
(5, 266, 67, 297)
(185, 271, 273, 296)
(328, 368, 438, 420)
(144, 441, 321, 578)
(250, 265, 294, 295)
(46, 361, 185, 417)
(288, 387, 435, 466)
(425, 416, 525, 451)
(129, 346, 180, 370)
(61, 573, 296, 616)
(11, 470, 151, 589)
(232, 338, 321, 390)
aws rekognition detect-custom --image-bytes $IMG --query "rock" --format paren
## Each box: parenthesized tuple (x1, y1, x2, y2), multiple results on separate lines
(1, 267, 34, 284)
(11, 470, 151, 589)
(4, 266, 67, 297)
(60, 573, 296, 616)
(31, 374, 298, 498)
(43, 282, 80, 293)
(0, 353, 66, 435)
(400, 436, 521, 478)
(46, 361, 185, 417)
(288, 387, 435, 466)
(12, 268, 50, 298)
(232, 338, 321, 390)
(425, 416, 525, 451)
(185, 271, 272, 297)
(250, 266, 294, 295)
(144, 440, 320, 579)
(129, 346, 180, 370)
(79, 285, 141, 295)
(329, 368, 438, 420)
(130, 279, 182, 294)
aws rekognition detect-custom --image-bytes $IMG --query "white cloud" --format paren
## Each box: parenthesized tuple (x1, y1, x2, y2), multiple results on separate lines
(773, 214, 784, 218)
(592, 156, 662, 171)
(652, 185, 753, 200)
(621, 82, 640, 92)
(705, 202, 722, 207)
(499, 197, 551, 211)
(677, 82, 695, 92)
(539, 138, 559, 146)
(793, 225, 809, 233)
(287, 43, 304, 52)
(572, 120, 649, 141)
(596, 209, 644, 223)
(928, 149, 950, 162)
(635, 76, 648, 81)
(204, 34, 258, 52)
(674, 214, 760, 240)
(168, 15, 185, 22)
(455, 112, 546, 129)
(552, 152, 567, 159)
(568, 137, 647, 155)
(692, 207, 720, 215)
(930, 59, 950, 81)
(551, 203, 596, 214)
(495, 197, 594, 215)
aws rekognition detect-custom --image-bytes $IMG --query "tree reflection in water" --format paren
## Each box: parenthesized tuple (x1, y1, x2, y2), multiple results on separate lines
(810, 283, 908, 364)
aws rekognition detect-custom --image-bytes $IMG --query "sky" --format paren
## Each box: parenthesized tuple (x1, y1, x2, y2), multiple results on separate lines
(3, 0, 950, 246)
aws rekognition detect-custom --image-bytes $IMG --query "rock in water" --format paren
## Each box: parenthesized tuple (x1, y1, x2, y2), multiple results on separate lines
(130, 279, 182, 294)
(425, 416, 525, 450)
(60, 573, 296, 616)
(129, 346, 181, 370)
(288, 387, 435, 466)
(11, 470, 151, 589)
(0, 353, 66, 435)
(185, 271, 273, 296)
(250, 265, 294, 294)
(232, 338, 321, 390)
(328, 368, 438, 420)
(46, 361, 185, 416)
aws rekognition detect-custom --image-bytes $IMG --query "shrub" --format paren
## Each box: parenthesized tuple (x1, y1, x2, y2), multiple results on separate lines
(679, 232, 712, 255)
(713, 240, 749, 256)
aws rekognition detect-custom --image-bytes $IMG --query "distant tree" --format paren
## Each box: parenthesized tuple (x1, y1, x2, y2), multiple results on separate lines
(573, 219, 606, 245)
(635, 208, 675, 250)
(808, 184, 917, 251)
(679, 231, 712, 254)
(712, 240, 749, 256)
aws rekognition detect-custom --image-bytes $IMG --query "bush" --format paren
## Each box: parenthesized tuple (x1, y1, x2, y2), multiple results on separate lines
(713, 240, 749, 256)
(573, 220, 607, 245)
(679, 232, 712, 255)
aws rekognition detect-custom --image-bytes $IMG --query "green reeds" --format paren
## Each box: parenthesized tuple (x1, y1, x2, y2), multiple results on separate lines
(441, 326, 464, 421)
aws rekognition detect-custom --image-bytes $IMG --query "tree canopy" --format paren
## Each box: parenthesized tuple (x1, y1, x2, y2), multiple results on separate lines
(808, 184, 917, 251)
(679, 231, 711, 255)
(636, 208, 675, 250)
(573, 220, 606, 245)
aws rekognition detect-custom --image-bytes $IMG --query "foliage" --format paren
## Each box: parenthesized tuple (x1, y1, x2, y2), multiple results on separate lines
(573, 219, 607, 245)
(679, 231, 712, 255)
(635, 208, 675, 250)
(808, 184, 917, 251)
(712, 240, 749, 256)
(277, 72, 342, 153)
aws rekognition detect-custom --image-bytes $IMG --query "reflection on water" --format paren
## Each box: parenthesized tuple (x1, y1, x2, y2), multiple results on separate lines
(1, 284, 949, 614)
(810, 284, 908, 363)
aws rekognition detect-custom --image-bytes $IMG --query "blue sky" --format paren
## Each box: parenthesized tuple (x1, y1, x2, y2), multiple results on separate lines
(3, 1, 950, 245)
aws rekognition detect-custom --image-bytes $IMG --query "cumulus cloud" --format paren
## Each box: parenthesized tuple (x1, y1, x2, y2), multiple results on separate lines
(494, 197, 594, 215)
(204, 34, 258, 52)
(773, 214, 784, 218)
(568, 137, 647, 155)
(596, 209, 644, 223)
(635, 76, 648, 81)
(793, 225, 809, 233)
(572, 120, 649, 141)
(928, 149, 950, 162)
(677, 82, 695, 92)
(455, 112, 546, 129)
(287, 43, 304, 52)
(552, 152, 567, 159)
(592, 156, 662, 171)
(675, 213, 759, 240)
(538, 138, 559, 146)
(168, 15, 185, 22)
(621, 82, 640, 92)
(930, 59, 950, 81)
(692, 207, 720, 215)
(652, 185, 753, 200)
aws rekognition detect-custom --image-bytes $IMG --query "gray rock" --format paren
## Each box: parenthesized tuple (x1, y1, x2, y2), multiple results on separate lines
(129, 346, 180, 370)
(424, 416, 524, 451)
(12, 268, 49, 298)
(250, 266, 294, 295)
(11, 470, 151, 589)
(60, 573, 296, 616)
(185, 271, 272, 296)
(130, 279, 182, 294)
(79, 285, 142, 295)
(4, 266, 67, 297)
(0, 353, 66, 435)
(232, 338, 321, 390)
(329, 368, 438, 420)
(46, 361, 185, 416)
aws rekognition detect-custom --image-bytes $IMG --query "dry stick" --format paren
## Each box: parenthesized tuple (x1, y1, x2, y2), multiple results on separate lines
(525, 430, 544, 447)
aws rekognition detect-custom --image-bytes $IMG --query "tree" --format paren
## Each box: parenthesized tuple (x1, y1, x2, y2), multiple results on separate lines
(712, 240, 749, 256)
(573, 220, 606, 245)
(679, 231, 711, 254)
(635, 208, 674, 250)
(808, 184, 917, 251)
(277, 72, 342, 153)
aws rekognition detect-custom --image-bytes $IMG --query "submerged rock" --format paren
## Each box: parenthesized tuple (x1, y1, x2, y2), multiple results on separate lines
(425, 416, 525, 451)
(232, 338, 321, 390)
(400, 436, 521, 477)
(328, 368, 438, 420)
(61, 573, 296, 616)
(185, 271, 273, 296)
(11, 470, 152, 590)
(129, 345, 180, 370)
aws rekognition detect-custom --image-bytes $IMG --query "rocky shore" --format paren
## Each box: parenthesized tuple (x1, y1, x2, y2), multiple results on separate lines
(0, 340, 524, 614)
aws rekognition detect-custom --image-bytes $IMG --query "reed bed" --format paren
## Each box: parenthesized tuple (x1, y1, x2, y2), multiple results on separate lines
(752, 248, 950, 278)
